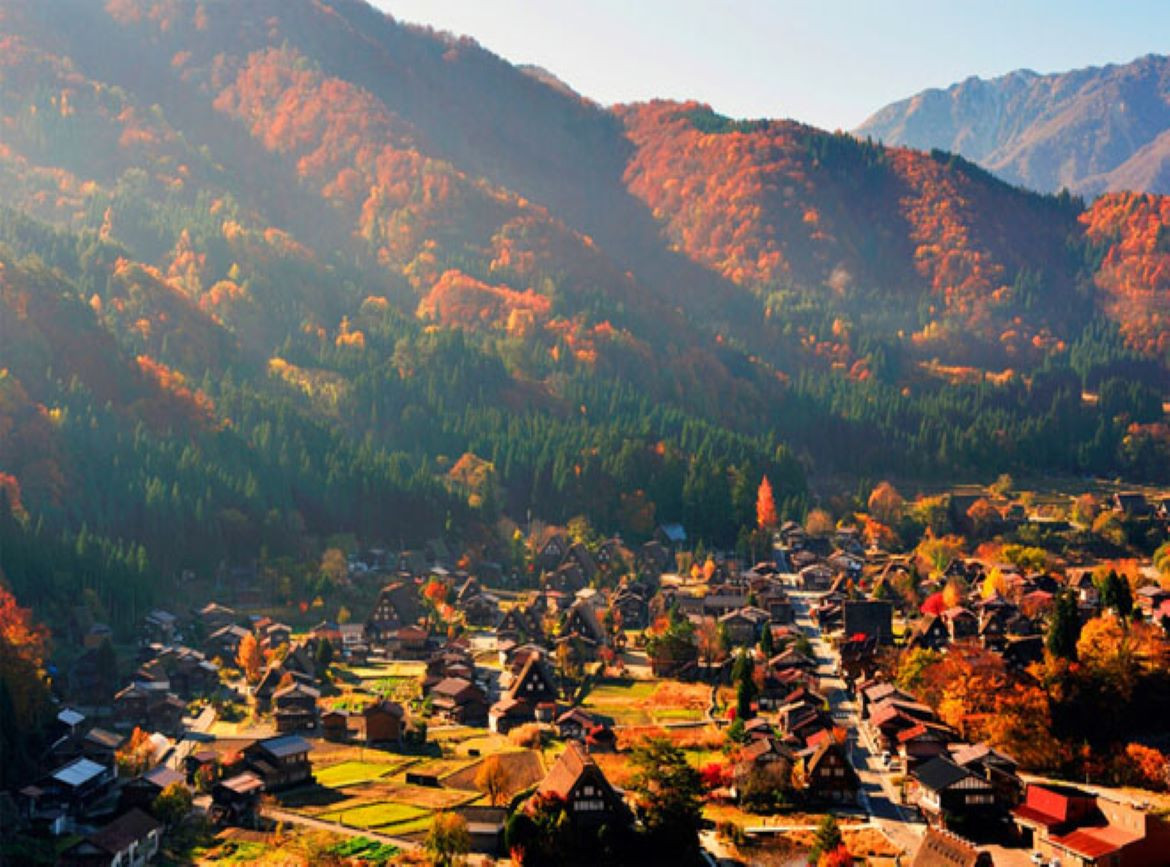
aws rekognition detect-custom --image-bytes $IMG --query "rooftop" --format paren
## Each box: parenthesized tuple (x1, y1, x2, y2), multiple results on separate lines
(87, 808, 162, 854)
(256, 734, 312, 759)
(52, 757, 107, 788)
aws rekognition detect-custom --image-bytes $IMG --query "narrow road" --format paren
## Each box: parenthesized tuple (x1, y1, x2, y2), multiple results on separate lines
(789, 590, 926, 859)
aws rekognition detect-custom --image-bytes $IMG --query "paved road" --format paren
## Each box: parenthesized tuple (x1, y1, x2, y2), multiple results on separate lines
(789, 591, 927, 859)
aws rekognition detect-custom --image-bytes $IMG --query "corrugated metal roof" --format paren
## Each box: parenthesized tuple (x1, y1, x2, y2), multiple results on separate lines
(53, 758, 107, 788)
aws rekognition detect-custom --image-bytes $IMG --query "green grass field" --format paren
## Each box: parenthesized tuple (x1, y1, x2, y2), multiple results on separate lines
(345, 662, 427, 679)
(314, 760, 401, 788)
(652, 707, 705, 722)
(320, 802, 429, 829)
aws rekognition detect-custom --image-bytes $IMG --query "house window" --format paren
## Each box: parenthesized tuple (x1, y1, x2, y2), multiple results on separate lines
(965, 793, 994, 805)
(574, 799, 606, 811)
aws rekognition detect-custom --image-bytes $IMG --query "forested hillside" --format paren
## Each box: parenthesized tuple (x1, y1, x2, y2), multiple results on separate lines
(2, 0, 1170, 628)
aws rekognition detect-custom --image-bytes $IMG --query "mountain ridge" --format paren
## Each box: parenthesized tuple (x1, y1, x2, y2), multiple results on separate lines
(856, 52, 1170, 196)
(3, 0, 1170, 625)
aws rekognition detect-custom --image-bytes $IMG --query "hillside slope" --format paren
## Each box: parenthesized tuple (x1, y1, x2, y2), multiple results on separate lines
(3, 0, 1170, 623)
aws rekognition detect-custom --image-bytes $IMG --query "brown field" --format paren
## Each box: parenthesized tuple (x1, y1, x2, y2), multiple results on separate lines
(441, 750, 546, 795)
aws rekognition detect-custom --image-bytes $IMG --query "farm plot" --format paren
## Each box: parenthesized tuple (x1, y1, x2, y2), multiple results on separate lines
(318, 802, 428, 830)
(582, 678, 711, 726)
(314, 760, 406, 789)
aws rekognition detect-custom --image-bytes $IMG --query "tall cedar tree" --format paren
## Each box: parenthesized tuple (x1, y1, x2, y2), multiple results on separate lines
(1046, 590, 1082, 661)
(628, 737, 703, 857)
(1099, 570, 1133, 618)
(733, 651, 756, 720)
(757, 476, 779, 531)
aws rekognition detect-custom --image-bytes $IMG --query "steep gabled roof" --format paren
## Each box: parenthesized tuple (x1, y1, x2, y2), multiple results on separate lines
(912, 827, 990, 867)
(913, 757, 978, 793)
(86, 808, 162, 855)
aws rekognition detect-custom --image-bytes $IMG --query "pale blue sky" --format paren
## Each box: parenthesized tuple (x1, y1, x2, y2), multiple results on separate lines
(372, 1, 1170, 131)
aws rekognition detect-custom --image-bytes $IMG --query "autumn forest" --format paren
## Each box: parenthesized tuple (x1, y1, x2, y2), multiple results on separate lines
(2, 2, 1170, 662)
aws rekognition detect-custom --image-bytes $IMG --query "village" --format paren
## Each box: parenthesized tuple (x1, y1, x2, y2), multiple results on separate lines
(9, 482, 1170, 866)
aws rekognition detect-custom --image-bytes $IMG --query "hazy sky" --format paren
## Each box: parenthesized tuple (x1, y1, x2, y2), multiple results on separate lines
(372, 1, 1170, 131)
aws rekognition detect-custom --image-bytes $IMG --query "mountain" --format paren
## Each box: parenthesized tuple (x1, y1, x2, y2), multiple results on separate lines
(856, 54, 1170, 197)
(3, 0, 1170, 629)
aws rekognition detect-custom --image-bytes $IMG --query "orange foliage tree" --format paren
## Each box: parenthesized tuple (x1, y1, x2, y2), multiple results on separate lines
(756, 475, 778, 531)
(0, 584, 51, 771)
(867, 481, 904, 526)
(236, 631, 264, 684)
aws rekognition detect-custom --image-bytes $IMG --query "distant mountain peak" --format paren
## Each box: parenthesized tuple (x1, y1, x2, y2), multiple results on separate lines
(856, 53, 1170, 196)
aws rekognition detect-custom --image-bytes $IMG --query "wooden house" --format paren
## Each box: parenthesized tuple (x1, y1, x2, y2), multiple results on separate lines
(912, 757, 997, 830)
(802, 740, 859, 803)
(210, 772, 263, 825)
(534, 742, 628, 831)
(272, 682, 320, 732)
(364, 701, 405, 744)
(241, 735, 314, 790)
(365, 581, 423, 642)
(59, 808, 162, 867)
(120, 766, 185, 813)
(718, 606, 770, 646)
(429, 677, 488, 725)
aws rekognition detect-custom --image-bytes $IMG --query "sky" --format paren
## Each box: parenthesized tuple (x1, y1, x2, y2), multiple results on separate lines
(372, 1, 1170, 131)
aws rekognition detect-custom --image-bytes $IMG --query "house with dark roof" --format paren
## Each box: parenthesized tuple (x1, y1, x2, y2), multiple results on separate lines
(80, 727, 125, 769)
(321, 709, 353, 742)
(496, 604, 545, 644)
(454, 805, 509, 856)
(718, 606, 771, 646)
(534, 531, 570, 572)
(210, 772, 264, 825)
(610, 589, 649, 630)
(364, 700, 405, 744)
(637, 540, 672, 574)
(203, 624, 251, 661)
(460, 592, 500, 627)
(911, 757, 998, 830)
(842, 600, 894, 645)
(196, 602, 237, 632)
(143, 609, 178, 645)
(365, 581, 423, 642)
(561, 600, 607, 648)
(490, 654, 559, 733)
(801, 740, 859, 803)
(120, 765, 185, 812)
(429, 677, 488, 725)
(907, 615, 950, 651)
(20, 757, 115, 825)
(58, 807, 163, 867)
(1113, 492, 1151, 516)
(951, 743, 1022, 807)
(272, 681, 320, 732)
(943, 607, 979, 641)
(534, 742, 628, 830)
(897, 722, 955, 771)
(241, 735, 314, 790)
